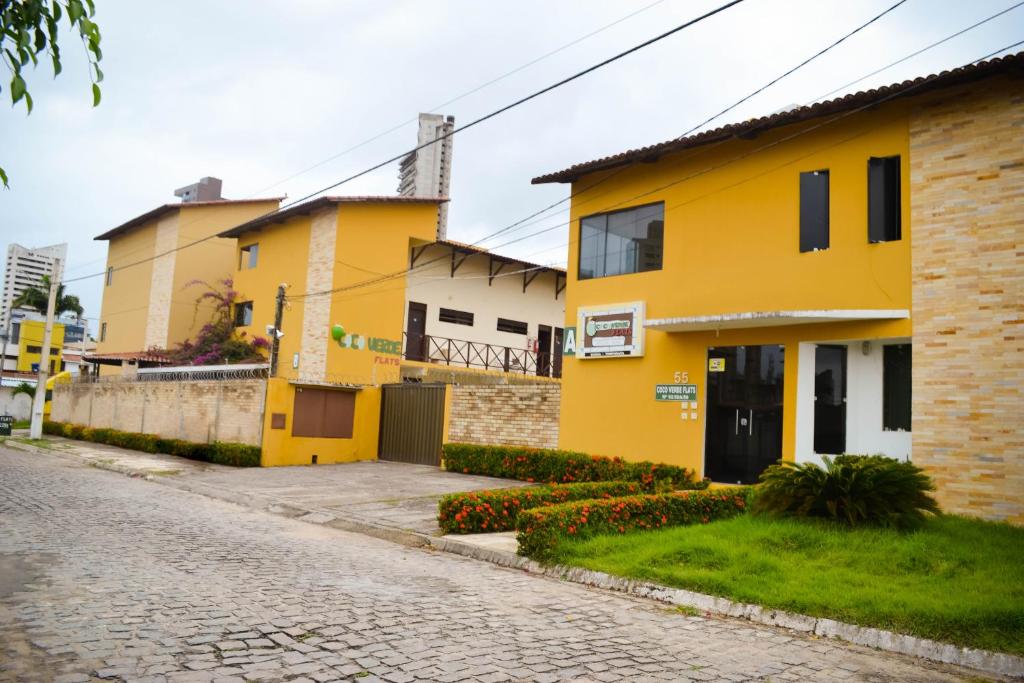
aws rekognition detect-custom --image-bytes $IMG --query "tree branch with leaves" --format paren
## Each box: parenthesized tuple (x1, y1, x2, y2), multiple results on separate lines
(1, 0, 103, 187)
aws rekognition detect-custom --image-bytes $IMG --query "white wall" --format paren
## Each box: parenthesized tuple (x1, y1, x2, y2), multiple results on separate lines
(404, 244, 566, 357)
(795, 338, 912, 466)
(0, 387, 32, 420)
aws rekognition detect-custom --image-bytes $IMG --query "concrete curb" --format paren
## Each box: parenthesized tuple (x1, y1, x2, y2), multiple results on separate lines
(10, 439, 1022, 679)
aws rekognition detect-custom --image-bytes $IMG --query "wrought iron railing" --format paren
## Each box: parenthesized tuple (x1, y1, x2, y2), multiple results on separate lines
(402, 333, 560, 378)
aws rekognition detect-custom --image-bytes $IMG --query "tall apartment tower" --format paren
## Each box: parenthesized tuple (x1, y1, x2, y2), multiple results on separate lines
(1, 242, 68, 329)
(397, 113, 454, 240)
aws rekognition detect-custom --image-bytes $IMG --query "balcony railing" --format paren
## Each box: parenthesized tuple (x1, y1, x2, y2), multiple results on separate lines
(403, 332, 560, 378)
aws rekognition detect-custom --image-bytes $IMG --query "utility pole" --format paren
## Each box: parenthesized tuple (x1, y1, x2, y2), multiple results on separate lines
(268, 284, 286, 377)
(30, 259, 62, 439)
(0, 315, 12, 396)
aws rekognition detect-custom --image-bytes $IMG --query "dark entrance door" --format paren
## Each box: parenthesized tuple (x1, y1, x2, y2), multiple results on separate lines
(704, 345, 785, 484)
(378, 383, 446, 465)
(552, 327, 564, 378)
(536, 325, 552, 376)
(405, 301, 427, 361)
(813, 344, 847, 455)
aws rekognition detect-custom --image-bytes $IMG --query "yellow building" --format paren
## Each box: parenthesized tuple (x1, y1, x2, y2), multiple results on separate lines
(16, 319, 65, 374)
(222, 196, 447, 466)
(93, 178, 280, 368)
(533, 55, 1023, 521)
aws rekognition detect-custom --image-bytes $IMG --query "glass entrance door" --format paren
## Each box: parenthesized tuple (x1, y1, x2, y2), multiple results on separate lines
(704, 345, 785, 484)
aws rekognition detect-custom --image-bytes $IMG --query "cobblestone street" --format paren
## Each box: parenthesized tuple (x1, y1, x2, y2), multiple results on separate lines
(0, 446, 986, 683)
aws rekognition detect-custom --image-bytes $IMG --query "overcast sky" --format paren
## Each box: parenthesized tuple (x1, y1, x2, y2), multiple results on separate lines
(0, 0, 1020, 327)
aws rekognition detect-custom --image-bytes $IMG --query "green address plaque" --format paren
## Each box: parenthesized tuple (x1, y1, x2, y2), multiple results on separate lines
(655, 384, 698, 402)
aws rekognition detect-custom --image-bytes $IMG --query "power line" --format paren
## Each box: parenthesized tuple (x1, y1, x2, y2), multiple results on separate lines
(286, 40, 1022, 305)
(812, 0, 1024, 102)
(474, 0, 911, 249)
(249, 0, 670, 196)
(63, 0, 746, 287)
(289, 0, 920, 299)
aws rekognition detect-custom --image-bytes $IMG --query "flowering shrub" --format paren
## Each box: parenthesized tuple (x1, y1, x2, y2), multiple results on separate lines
(43, 421, 261, 467)
(515, 488, 753, 560)
(438, 481, 663, 534)
(442, 443, 707, 490)
(161, 278, 269, 366)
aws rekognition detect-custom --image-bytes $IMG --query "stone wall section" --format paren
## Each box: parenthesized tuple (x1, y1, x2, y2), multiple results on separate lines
(448, 383, 560, 449)
(143, 213, 179, 349)
(51, 379, 266, 446)
(909, 73, 1024, 523)
(298, 209, 337, 380)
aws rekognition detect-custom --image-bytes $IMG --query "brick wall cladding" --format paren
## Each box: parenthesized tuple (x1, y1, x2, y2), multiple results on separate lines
(447, 383, 560, 449)
(51, 379, 265, 446)
(910, 74, 1024, 523)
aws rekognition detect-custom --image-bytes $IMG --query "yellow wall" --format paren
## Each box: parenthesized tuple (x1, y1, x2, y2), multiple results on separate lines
(97, 220, 157, 355)
(233, 201, 440, 466)
(169, 201, 281, 347)
(17, 320, 65, 373)
(96, 200, 280, 359)
(559, 101, 914, 474)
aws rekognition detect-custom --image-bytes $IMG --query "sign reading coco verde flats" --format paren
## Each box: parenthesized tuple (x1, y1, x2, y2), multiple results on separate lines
(576, 302, 645, 358)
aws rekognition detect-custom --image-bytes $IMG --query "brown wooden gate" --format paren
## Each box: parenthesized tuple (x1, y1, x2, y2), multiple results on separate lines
(378, 383, 446, 465)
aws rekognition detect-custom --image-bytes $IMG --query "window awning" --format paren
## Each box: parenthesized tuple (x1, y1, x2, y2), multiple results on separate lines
(645, 309, 909, 332)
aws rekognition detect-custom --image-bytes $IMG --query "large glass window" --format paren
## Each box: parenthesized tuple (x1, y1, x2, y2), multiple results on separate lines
(579, 203, 664, 280)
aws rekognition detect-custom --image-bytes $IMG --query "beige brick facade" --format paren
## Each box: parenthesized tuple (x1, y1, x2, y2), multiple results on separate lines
(910, 73, 1024, 522)
(51, 379, 266, 446)
(298, 209, 337, 380)
(448, 383, 560, 449)
(143, 213, 179, 349)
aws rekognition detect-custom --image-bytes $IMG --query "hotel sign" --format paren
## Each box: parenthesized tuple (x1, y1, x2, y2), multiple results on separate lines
(577, 302, 645, 358)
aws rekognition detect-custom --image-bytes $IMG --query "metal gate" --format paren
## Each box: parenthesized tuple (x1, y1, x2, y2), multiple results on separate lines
(378, 383, 446, 465)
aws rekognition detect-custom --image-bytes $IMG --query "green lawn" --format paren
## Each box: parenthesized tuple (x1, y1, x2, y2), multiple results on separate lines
(549, 514, 1024, 655)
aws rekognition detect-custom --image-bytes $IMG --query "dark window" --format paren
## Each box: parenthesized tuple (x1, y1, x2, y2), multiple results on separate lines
(292, 387, 355, 438)
(26, 345, 41, 354)
(883, 344, 911, 431)
(105, 267, 113, 286)
(868, 156, 901, 243)
(439, 308, 473, 326)
(100, 322, 107, 342)
(799, 170, 829, 252)
(233, 301, 254, 327)
(10, 322, 19, 344)
(579, 202, 664, 280)
(496, 318, 528, 335)
(239, 243, 259, 270)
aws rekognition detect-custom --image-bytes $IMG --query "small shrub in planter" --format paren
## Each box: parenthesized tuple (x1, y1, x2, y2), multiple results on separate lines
(438, 481, 662, 534)
(753, 455, 940, 529)
(516, 488, 752, 560)
(442, 443, 706, 490)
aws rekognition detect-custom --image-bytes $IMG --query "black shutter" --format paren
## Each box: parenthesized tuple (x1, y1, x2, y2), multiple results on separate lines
(799, 170, 829, 252)
(868, 156, 901, 243)
(883, 344, 912, 431)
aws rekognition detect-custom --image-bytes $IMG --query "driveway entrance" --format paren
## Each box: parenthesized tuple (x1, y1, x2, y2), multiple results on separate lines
(378, 382, 445, 466)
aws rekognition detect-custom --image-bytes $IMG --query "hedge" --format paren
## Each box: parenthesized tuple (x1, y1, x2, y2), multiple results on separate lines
(515, 487, 753, 560)
(43, 420, 260, 467)
(442, 443, 707, 490)
(438, 481, 666, 534)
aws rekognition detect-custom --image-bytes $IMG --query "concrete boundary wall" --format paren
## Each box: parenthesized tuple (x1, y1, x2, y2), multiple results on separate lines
(51, 379, 266, 446)
(447, 383, 559, 449)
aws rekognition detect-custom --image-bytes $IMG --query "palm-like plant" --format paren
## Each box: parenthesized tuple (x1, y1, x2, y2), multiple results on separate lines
(12, 276, 84, 318)
(753, 455, 941, 529)
(11, 382, 35, 399)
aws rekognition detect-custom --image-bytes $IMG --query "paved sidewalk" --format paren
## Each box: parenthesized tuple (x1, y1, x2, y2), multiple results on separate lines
(1, 434, 525, 537)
